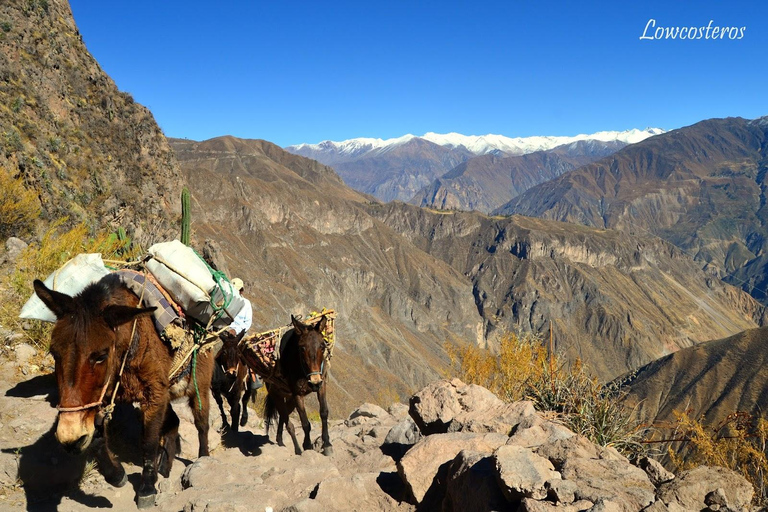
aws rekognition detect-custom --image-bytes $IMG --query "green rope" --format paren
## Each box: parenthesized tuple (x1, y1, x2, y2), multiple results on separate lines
(191, 347, 202, 411)
(192, 251, 234, 322)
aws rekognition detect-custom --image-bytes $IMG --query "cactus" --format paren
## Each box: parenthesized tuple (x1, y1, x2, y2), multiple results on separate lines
(181, 186, 191, 246)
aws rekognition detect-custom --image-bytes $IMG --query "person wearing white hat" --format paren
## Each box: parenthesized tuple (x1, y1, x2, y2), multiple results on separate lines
(226, 278, 251, 338)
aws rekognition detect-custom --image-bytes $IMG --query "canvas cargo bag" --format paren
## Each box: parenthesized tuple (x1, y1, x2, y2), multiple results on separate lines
(146, 240, 245, 329)
(19, 253, 111, 322)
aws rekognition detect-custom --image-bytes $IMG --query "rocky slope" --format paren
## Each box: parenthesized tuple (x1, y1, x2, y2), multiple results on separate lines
(0, 350, 755, 511)
(368, 203, 766, 380)
(499, 116, 768, 304)
(169, 136, 484, 415)
(0, 0, 181, 245)
(621, 326, 768, 429)
(412, 140, 627, 213)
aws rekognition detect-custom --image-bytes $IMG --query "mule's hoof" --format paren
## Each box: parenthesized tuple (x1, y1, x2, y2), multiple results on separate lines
(106, 469, 128, 488)
(136, 491, 156, 509)
(323, 446, 334, 456)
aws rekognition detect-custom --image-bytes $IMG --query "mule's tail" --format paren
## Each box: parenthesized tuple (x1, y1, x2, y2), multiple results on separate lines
(264, 391, 278, 435)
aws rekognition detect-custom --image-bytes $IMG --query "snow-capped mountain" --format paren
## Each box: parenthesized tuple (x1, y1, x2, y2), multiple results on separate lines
(285, 128, 665, 203)
(286, 128, 665, 161)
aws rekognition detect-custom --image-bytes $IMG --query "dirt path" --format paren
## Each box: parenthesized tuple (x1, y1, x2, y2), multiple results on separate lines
(0, 346, 413, 511)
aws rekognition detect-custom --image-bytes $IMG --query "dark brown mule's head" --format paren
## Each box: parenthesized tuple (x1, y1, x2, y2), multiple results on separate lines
(217, 331, 242, 378)
(33, 277, 155, 453)
(291, 315, 328, 391)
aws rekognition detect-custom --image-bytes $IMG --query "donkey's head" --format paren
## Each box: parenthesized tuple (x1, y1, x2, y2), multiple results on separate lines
(33, 278, 155, 453)
(217, 330, 242, 378)
(291, 315, 328, 391)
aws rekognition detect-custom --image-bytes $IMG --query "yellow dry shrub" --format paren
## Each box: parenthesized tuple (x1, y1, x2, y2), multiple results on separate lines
(449, 331, 646, 456)
(668, 411, 768, 504)
(0, 166, 40, 239)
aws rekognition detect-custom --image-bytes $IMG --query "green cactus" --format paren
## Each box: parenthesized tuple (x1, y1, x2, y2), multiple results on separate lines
(181, 186, 191, 246)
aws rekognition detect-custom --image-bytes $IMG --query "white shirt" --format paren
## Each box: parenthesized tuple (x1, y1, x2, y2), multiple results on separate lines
(229, 297, 252, 336)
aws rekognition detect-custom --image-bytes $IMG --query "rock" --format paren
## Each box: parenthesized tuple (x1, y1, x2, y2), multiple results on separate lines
(494, 444, 560, 501)
(384, 417, 421, 446)
(441, 450, 508, 512)
(281, 498, 325, 512)
(13, 344, 36, 366)
(518, 498, 594, 511)
(507, 414, 575, 449)
(3, 237, 28, 264)
(589, 499, 624, 512)
(657, 466, 753, 511)
(346, 403, 390, 426)
(641, 501, 670, 511)
(396, 431, 508, 504)
(387, 402, 409, 419)
(704, 488, 728, 509)
(560, 456, 655, 511)
(408, 378, 536, 435)
(547, 478, 580, 504)
(310, 472, 400, 511)
(536, 435, 625, 470)
(637, 457, 674, 486)
(182, 456, 225, 489)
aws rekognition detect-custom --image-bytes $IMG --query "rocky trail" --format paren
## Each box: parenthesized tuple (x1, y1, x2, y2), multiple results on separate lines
(0, 344, 757, 512)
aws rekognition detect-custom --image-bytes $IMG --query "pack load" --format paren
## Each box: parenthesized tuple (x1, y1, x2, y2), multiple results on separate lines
(238, 309, 336, 388)
(19, 253, 111, 322)
(145, 240, 245, 329)
(20, 240, 245, 332)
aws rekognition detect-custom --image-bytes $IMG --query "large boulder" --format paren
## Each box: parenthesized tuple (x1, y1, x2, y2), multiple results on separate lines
(408, 378, 536, 435)
(396, 431, 508, 504)
(494, 445, 560, 501)
(657, 466, 753, 511)
(441, 450, 509, 512)
(559, 456, 656, 511)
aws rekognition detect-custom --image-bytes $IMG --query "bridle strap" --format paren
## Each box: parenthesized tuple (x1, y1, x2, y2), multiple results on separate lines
(56, 272, 147, 417)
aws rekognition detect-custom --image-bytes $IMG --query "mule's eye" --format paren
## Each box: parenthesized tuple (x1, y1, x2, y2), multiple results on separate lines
(90, 350, 109, 365)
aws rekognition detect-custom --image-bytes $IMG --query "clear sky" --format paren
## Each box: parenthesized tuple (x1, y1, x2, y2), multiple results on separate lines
(68, 0, 767, 147)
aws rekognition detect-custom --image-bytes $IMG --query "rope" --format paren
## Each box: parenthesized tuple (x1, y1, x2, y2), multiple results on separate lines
(192, 251, 234, 323)
(192, 347, 201, 411)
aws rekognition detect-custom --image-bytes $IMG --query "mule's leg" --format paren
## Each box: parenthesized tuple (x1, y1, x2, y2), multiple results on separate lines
(212, 388, 230, 431)
(137, 399, 168, 508)
(93, 426, 127, 487)
(318, 383, 333, 456)
(189, 351, 213, 457)
(294, 394, 313, 451)
(227, 385, 241, 433)
(283, 413, 302, 455)
(240, 384, 252, 427)
(157, 404, 180, 478)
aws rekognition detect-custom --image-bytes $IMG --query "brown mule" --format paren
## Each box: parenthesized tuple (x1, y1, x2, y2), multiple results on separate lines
(264, 315, 333, 456)
(34, 274, 214, 508)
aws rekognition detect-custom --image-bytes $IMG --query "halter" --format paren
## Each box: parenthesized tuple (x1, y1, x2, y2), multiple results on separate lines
(56, 276, 147, 424)
(56, 322, 139, 425)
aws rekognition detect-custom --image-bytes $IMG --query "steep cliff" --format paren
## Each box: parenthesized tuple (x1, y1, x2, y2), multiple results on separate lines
(369, 203, 765, 380)
(0, 0, 181, 243)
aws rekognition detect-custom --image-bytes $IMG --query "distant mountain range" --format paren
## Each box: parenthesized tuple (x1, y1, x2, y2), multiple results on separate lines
(499, 116, 768, 304)
(285, 129, 665, 203)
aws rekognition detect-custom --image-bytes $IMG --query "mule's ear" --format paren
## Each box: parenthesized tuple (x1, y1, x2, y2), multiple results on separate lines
(33, 279, 76, 319)
(291, 315, 307, 335)
(315, 315, 328, 333)
(102, 305, 157, 330)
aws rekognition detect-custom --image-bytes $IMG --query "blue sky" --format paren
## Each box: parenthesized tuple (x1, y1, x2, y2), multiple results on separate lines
(68, 0, 767, 147)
